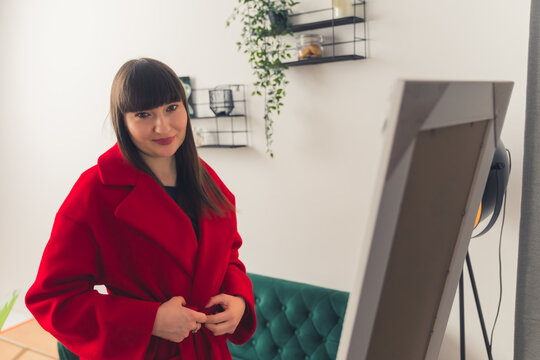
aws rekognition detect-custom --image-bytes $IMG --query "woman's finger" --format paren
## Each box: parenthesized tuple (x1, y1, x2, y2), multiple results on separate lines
(192, 322, 201, 334)
(205, 294, 228, 308)
(187, 308, 207, 324)
(172, 296, 186, 306)
(205, 321, 233, 336)
(205, 311, 230, 324)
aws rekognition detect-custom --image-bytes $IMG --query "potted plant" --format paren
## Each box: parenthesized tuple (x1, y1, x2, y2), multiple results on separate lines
(227, 0, 299, 157)
(0, 290, 20, 331)
(268, 7, 289, 35)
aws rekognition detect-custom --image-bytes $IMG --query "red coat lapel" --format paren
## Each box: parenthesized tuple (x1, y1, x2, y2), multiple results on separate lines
(189, 212, 233, 307)
(114, 173, 198, 278)
(98, 144, 198, 278)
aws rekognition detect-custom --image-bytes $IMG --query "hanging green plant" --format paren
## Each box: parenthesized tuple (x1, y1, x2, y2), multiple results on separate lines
(227, 0, 299, 157)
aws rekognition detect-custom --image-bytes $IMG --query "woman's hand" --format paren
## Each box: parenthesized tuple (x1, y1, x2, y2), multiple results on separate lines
(152, 296, 207, 343)
(204, 294, 246, 336)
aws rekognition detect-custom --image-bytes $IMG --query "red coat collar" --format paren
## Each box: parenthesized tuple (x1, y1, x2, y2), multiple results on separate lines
(97, 143, 139, 186)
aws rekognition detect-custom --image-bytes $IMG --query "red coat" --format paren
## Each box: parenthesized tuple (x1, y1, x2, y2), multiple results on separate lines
(25, 144, 256, 359)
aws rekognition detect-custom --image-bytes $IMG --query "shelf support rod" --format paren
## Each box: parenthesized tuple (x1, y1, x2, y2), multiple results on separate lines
(331, 0, 336, 57)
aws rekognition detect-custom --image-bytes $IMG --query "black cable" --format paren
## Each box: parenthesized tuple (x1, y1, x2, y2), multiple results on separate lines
(488, 148, 511, 350)
(507, 148, 512, 175)
(489, 191, 506, 350)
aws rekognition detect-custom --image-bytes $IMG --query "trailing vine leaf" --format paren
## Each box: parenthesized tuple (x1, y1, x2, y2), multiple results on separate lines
(228, 0, 299, 157)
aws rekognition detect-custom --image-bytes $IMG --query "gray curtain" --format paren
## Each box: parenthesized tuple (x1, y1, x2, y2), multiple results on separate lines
(515, 0, 540, 358)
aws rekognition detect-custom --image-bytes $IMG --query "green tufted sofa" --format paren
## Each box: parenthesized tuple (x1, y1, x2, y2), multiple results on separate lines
(230, 273, 349, 360)
(57, 273, 349, 360)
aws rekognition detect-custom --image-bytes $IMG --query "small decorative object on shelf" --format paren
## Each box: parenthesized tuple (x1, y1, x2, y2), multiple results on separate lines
(193, 127, 208, 147)
(179, 76, 196, 118)
(332, 0, 355, 18)
(297, 33, 324, 59)
(209, 86, 235, 116)
(190, 84, 248, 149)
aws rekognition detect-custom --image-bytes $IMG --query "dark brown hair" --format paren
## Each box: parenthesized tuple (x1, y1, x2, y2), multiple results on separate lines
(110, 58, 232, 217)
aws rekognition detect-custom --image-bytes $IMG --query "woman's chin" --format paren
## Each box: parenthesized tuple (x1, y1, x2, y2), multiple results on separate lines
(144, 143, 180, 159)
(157, 147, 180, 158)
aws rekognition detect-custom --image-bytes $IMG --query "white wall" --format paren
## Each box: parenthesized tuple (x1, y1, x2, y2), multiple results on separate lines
(0, 0, 530, 359)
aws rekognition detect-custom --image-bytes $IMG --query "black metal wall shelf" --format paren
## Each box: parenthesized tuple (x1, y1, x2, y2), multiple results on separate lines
(290, 16, 364, 32)
(284, 1, 367, 66)
(198, 144, 246, 149)
(197, 130, 248, 134)
(192, 114, 245, 120)
(285, 54, 365, 66)
(190, 85, 248, 148)
(192, 101, 246, 107)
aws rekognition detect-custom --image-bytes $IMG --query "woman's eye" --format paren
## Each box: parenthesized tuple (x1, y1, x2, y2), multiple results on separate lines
(135, 112, 150, 118)
(166, 104, 178, 112)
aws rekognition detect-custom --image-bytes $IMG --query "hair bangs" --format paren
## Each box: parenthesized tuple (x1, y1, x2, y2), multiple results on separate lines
(119, 60, 184, 113)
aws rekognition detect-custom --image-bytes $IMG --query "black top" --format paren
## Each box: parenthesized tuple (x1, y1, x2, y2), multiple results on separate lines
(163, 185, 200, 240)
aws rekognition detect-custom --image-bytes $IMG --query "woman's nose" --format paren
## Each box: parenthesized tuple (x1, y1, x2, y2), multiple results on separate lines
(153, 114, 171, 134)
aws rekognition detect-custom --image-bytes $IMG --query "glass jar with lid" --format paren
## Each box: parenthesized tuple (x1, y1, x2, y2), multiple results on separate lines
(296, 34, 324, 60)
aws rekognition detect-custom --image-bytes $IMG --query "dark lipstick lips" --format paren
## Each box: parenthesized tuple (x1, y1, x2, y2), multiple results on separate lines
(153, 136, 175, 145)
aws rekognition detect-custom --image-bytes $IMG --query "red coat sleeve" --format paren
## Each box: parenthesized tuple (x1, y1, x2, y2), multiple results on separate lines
(220, 229, 256, 345)
(25, 213, 160, 359)
(219, 197, 256, 345)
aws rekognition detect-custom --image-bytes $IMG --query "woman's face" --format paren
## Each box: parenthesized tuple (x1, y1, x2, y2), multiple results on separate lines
(124, 102, 188, 160)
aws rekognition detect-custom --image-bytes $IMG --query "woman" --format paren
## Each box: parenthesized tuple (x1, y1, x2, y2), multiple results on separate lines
(25, 58, 256, 359)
